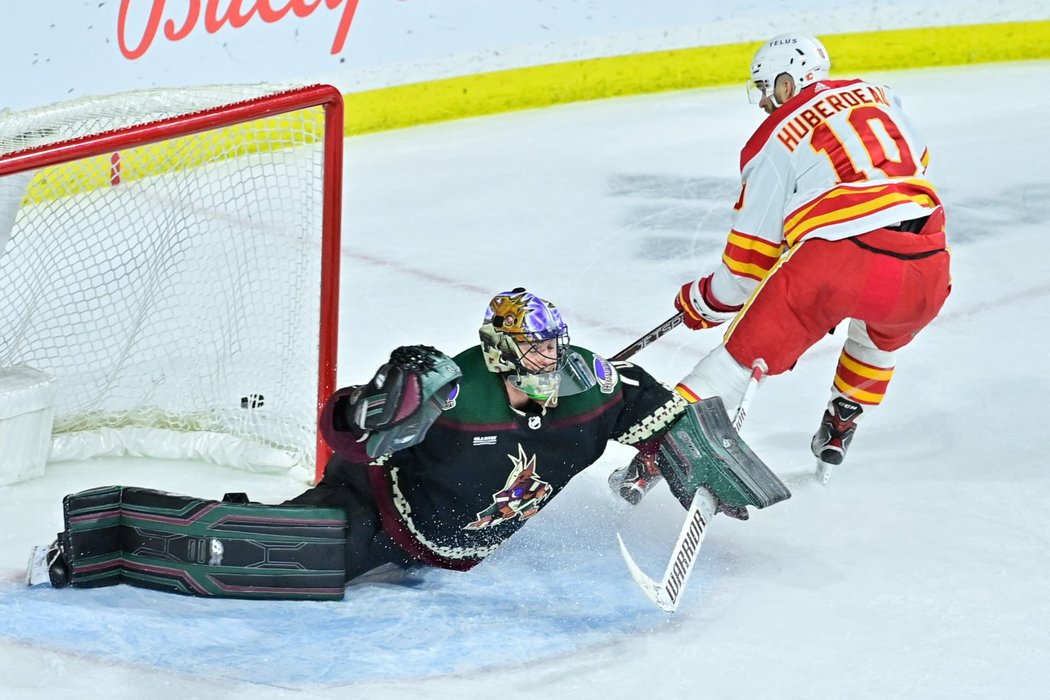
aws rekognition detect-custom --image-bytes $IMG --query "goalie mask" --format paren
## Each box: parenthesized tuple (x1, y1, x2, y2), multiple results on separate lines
(479, 288, 596, 404)
(748, 33, 831, 108)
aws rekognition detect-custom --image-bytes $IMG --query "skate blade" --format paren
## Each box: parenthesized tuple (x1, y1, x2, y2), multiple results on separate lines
(25, 545, 51, 586)
(814, 459, 835, 485)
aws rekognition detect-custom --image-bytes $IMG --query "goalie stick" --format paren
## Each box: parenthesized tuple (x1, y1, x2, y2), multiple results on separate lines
(617, 360, 770, 613)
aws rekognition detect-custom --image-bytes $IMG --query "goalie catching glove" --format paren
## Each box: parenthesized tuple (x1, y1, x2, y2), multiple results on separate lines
(675, 274, 742, 330)
(336, 345, 462, 458)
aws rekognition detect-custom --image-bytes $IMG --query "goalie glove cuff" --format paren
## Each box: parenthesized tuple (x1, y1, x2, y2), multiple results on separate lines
(341, 346, 462, 458)
(349, 366, 420, 433)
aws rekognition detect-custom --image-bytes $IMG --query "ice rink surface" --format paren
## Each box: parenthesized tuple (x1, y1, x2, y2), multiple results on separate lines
(2, 61, 1048, 699)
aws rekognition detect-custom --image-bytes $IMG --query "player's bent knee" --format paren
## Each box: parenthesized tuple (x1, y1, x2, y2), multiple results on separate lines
(677, 345, 753, 414)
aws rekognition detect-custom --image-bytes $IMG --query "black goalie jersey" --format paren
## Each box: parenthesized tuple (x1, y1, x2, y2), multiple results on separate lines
(325, 345, 685, 571)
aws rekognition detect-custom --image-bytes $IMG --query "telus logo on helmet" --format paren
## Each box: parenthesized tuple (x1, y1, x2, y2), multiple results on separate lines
(117, 0, 363, 60)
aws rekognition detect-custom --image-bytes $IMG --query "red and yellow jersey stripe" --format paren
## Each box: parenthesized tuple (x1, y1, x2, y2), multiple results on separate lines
(784, 178, 940, 247)
(721, 229, 786, 282)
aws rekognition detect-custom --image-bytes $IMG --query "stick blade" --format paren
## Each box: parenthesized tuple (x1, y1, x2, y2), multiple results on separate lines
(616, 533, 677, 612)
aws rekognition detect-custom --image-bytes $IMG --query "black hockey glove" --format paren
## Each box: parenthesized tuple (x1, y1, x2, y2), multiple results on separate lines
(341, 345, 462, 458)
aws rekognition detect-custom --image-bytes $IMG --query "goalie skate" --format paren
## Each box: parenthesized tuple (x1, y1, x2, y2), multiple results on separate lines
(608, 447, 663, 505)
(25, 539, 69, 588)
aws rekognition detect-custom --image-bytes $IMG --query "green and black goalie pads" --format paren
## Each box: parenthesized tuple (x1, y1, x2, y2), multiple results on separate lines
(657, 397, 791, 512)
(57, 486, 347, 600)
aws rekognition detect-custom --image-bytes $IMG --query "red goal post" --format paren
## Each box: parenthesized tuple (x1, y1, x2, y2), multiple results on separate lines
(0, 84, 343, 483)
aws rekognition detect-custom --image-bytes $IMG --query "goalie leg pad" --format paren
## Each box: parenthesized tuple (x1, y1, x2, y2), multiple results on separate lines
(657, 397, 791, 510)
(60, 486, 347, 600)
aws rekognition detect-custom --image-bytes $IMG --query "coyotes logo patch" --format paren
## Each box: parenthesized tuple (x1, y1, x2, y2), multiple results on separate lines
(465, 444, 551, 529)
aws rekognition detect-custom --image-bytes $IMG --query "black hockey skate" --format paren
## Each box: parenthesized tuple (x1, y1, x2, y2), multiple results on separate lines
(811, 397, 863, 466)
(608, 445, 663, 506)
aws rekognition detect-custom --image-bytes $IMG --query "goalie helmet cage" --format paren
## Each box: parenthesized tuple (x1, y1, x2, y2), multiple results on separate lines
(0, 84, 343, 483)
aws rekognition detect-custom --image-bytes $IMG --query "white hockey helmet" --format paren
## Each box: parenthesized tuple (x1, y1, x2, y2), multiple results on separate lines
(748, 33, 831, 106)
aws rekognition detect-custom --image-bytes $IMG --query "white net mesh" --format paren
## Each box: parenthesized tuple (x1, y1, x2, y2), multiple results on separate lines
(0, 85, 338, 475)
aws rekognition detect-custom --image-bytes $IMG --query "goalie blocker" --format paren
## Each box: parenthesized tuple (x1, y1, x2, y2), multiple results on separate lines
(658, 396, 791, 513)
(616, 396, 790, 612)
(32, 486, 347, 600)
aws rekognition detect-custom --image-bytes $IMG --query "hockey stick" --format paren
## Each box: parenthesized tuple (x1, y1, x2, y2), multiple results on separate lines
(617, 359, 767, 613)
(610, 312, 683, 362)
(731, 359, 767, 431)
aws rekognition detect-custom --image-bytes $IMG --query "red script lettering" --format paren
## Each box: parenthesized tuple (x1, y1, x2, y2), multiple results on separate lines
(118, 0, 361, 60)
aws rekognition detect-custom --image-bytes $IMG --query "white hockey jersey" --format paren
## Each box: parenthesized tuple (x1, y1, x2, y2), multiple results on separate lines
(710, 79, 942, 307)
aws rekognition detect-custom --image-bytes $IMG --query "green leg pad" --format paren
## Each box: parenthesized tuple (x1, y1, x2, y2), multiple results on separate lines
(659, 397, 791, 509)
(61, 486, 347, 600)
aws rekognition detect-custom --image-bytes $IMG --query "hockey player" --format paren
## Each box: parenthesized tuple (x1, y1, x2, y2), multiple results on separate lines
(612, 33, 951, 500)
(32, 288, 761, 599)
(281, 287, 702, 580)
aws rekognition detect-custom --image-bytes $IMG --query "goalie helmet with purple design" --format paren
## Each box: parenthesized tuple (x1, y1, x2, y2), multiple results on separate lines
(479, 287, 595, 403)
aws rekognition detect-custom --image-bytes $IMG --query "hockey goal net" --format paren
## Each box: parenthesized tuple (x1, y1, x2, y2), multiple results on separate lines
(0, 84, 343, 482)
